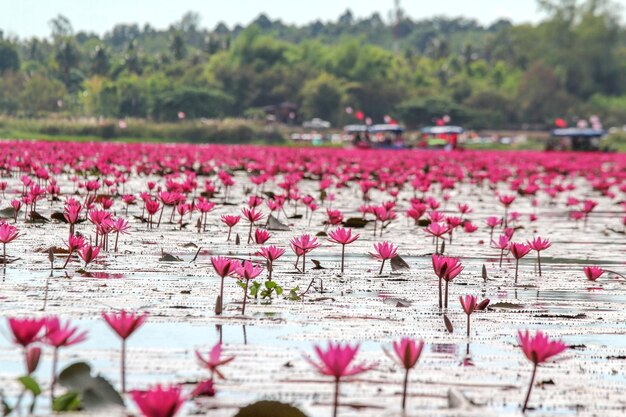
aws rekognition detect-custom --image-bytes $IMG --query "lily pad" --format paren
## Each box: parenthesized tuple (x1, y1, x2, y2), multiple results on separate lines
(267, 215, 291, 231)
(235, 400, 307, 417)
(390, 254, 410, 271)
(343, 217, 368, 228)
(58, 362, 123, 409)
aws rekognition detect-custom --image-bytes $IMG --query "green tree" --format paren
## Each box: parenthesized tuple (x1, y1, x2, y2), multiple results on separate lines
(170, 32, 187, 60)
(91, 46, 110, 76)
(0, 41, 19, 73)
(54, 39, 80, 86)
(19, 75, 66, 115)
(300, 72, 346, 125)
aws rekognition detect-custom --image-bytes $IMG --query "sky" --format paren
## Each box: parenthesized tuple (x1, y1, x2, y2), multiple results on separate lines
(0, 0, 623, 39)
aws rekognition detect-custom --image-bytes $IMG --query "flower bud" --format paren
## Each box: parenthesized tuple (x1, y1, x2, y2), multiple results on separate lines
(25, 346, 41, 374)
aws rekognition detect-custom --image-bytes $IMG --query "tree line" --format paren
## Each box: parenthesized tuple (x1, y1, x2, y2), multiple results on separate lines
(0, 0, 625, 129)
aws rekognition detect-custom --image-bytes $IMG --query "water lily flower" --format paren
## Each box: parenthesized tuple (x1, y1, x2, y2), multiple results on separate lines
(369, 241, 398, 275)
(0, 221, 19, 262)
(131, 385, 186, 417)
(211, 256, 235, 314)
(220, 214, 240, 241)
(518, 330, 567, 412)
(78, 244, 100, 268)
(290, 234, 321, 273)
(527, 237, 551, 277)
(7, 317, 46, 347)
(256, 245, 286, 280)
(195, 342, 235, 379)
(328, 227, 360, 274)
(305, 341, 375, 417)
(102, 310, 147, 392)
(385, 337, 424, 410)
(509, 242, 531, 284)
(583, 266, 604, 281)
(43, 317, 88, 396)
(242, 207, 264, 244)
(432, 254, 463, 308)
(233, 260, 263, 315)
(459, 295, 490, 337)
(254, 228, 271, 244)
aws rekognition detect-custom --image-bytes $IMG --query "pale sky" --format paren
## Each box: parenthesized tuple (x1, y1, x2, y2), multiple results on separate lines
(0, 0, 624, 39)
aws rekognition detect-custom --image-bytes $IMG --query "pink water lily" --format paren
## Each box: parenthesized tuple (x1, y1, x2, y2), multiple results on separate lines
(305, 341, 375, 417)
(328, 227, 360, 274)
(131, 385, 186, 417)
(43, 317, 88, 397)
(290, 234, 320, 273)
(102, 310, 147, 392)
(583, 266, 604, 281)
(527, 236, 551, 277)
(0, 221, 19, 262)
(369, 241, 398, 275)
(518, 330, 568, 412)
(459, 295, 490, 337)
(509, 242, 531, 284)
(432, 254, 463, 308)
(195, 342, 235, 379)
(256, 245, 286, 280)
(385, 337, 424, 410)
(211, 256, 235, 314)
(233, 260, 264, 315)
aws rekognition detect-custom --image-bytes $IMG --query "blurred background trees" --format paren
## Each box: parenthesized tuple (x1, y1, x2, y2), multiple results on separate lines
(0, 0, 625, 128)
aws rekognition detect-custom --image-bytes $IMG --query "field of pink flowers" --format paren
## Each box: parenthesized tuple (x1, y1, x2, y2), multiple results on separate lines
(0, 141, 625, 417)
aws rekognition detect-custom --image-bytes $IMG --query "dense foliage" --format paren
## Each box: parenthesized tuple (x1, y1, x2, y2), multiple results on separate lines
(1, 0, 625, 129)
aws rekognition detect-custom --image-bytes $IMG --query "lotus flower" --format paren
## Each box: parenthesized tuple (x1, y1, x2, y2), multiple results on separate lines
(385, 337, 424, 410)
(102, 310, 147, 392)
(305, 341, 375, 417)
(432, 254, 463, 308)
(518, 330, 567, 412)
(369, 241, 398, 275)
(527, 237, 551, 277)
(131, 385, 186, 417)
(328, 227, 360, 274)
(195, 342, 235, 379)
(583, 266, 604, 281)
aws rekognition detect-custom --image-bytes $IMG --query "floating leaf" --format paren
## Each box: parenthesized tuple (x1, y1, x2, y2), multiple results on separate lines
(58, 362, 123, 409)
(52, 392, 81, 412)
(267, 215, 290, 231)
(342, 217, 368, 228)
(443, 314, 454, 333)
(18, 376, 41, 396)
(0, 207, 15, 218)
(27, 211, 49, 224)
(50, 212, 69, 223)
(235, 400, 308, 417)
(390, 255, 410, 271)
(448, 388, 472, 409)
(488, 302, 524, 310)
(159, 250, 182, 262)
(417, 219, 431, 227)
(383, 298, 411, 308)
(181, 242, 198, 248)
(311, 259, 325, 270)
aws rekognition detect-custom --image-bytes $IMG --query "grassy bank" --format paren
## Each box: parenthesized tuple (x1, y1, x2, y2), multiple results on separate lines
(0, 117, 286, 144)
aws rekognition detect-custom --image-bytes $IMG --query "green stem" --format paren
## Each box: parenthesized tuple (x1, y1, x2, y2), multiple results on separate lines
(522, 363, 538, 413)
